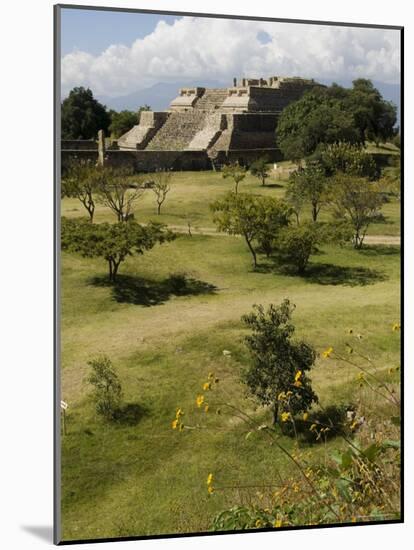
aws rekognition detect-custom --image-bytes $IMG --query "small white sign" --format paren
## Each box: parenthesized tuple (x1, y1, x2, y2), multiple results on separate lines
(61, 400, 68, 410)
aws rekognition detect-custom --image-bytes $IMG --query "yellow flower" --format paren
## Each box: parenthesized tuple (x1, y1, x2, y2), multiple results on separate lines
(277, 392, 286, 401)
(255, 519, 263, 528)
(303, 412, 309, 421)
(171, 419, 178, 430)
(286, 391, 293, 397)
(196, 395, 204, 408)
(175, 408, 183, 419)
(293, 483, 300, 493)
(295, 371, 302, 382)
(204, 404, 209, 413)
(392, 323, 401, 332)
(356, 372, 365, 382)
(207, 473, 214, 486)
(207, 485, 214, 494)
(293, 380, 302, 388)
(281, 412, 291, 422)
(274, 519, 283, 528)
(203, 382, 211, 391)
(322, 347, 333, 358)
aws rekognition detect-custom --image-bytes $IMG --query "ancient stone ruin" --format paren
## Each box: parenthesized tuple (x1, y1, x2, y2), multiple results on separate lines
(62, 76, 321, 171)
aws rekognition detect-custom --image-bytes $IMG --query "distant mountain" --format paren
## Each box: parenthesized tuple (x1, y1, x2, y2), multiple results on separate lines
(97, 79, 227, 112)
(98, 78, 401, 127)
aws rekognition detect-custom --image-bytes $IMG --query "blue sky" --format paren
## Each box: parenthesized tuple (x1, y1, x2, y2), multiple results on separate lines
(61, 9, 179, 56)
(60, 7, 401, 99)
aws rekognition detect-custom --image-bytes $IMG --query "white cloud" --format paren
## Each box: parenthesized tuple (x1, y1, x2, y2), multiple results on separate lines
(61, 17, 400, 97)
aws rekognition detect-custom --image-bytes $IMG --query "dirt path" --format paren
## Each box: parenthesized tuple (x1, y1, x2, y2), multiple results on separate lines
(364, 235, 401, 245)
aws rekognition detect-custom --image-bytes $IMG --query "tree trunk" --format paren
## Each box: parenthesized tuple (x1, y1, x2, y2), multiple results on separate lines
(157, 203, 161, 215)
(272, 401, 279, 425)
(245, 237, 257, 268)
(311, 202, 318, 222)
(108, 260, 113, 282)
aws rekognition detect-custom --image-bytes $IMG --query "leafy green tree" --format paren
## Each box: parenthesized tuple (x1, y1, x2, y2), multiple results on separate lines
(109, 110, 138, 138)
(287, 161, 330, 222)
(320, 142, 378, 179)
(96, 166, 144, 221)
(255, 197, 291, 257)
(277, 223, 326, 274)
(347, 79, 397, 145)
(277, 89, 360, 161)
(211, 192, 261, 267)
(328, 175, 385, 249)
(151, 171, 172, 215)
(222, 163, 247, 194)
(61, 87, 110, 139)
(276, 81, 397, 160)
(61, 160, 100, 222)
(87, 355, 122, 420)
(250, 156, 270, 186)
(242, 300, 318, 425)
(61, 218, 174, 281)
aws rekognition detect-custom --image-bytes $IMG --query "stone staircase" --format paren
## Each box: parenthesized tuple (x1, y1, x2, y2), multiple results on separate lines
(187, 114, 224, 150)
(145, 112, 207, 151)
(194, 89, 228, 111)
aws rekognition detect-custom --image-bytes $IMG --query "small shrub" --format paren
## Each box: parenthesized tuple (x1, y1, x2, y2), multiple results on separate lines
(87, 355, 123, 421)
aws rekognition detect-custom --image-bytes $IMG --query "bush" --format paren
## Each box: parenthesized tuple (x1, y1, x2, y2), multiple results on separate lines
(87, 355, 123, 420)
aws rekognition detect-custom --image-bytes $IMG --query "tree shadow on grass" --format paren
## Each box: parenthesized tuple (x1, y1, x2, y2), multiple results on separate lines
(256, 259, 386, 287)
(281, 405, 351, 444)
(89, 273, 217, 306)
(112, 403, 147, 426)
(301, 263, 387, 287)
(357, 244, 400, 257)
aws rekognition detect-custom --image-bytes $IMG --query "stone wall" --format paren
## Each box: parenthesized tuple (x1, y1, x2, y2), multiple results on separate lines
(61, 140, 97, 150)
(61, 149, 211, 172)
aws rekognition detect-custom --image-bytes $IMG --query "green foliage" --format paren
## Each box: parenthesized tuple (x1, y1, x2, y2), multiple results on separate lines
(210, 192, 289, 267)
(109, 110, 138, 138)
(61, 160, 101, 222)
(242, 300, 318, 424)
(276, 80, 397, 161)
(328, 175, 386, 248)
(319, 142, 378, 179)
(276, 88, 360, 160)
(87, 355, 123, 420)
(221, 163, 247, 194)
(61, 217, 175, 281)
(62, 87, 111, 140)
(249, 156, 270, 186)
(287, 161, 330, 222)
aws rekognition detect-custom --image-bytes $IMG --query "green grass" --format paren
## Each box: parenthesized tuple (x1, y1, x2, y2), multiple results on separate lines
(60, 169, 401, 541)
(61, 169, 400, 238)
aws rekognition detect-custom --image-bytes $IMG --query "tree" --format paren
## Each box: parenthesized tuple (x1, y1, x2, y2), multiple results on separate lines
(320, 142, 378, 180)
(287, 161, 330, 223)
(242, 300, 318, 425)
(96, 166, 144, 222)
(61, 218, 175, 281)
(211, 193, 261, 267)
(255, 197, 291, 257)
(151, 171, 172, 215)
(61, 160, 100, 222)
(276, 81, 397, 160)
(347, 79, 397, 145)
(222, 163, 247, 194)
(250, 156, 270, 186)
(61, 87, 111, 139)
(276, 222, 351, 274)
(328, 175, 385, 249)
(87, 355, 122, 420)
(277, 88, 360, 161)
(109, 110, 138, 138)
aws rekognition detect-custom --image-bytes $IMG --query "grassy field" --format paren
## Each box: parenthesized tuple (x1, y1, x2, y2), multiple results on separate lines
(60, 169, 401, 540)
(61, 169, 401, 237)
